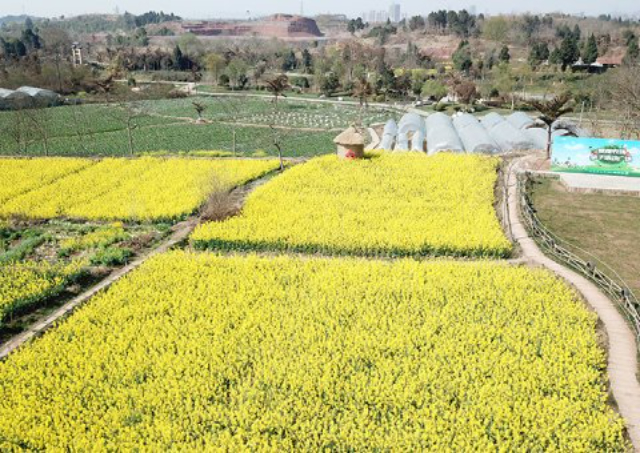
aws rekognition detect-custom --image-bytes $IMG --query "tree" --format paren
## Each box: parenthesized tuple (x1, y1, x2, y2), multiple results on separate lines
(301, 49, 313, 74)
(133, 27, 149, 46)
(409, 16, 426, 31)
(264, 74, 290, 108)
(609, 65, 640, 137)
(172, 45, 184, 70)
(452, 40, 473, 74)
(498, 45, 511, 63)
(623, 36, 639, 65)
(452, 79, 477, 106)
(224, 59, 249, 90)
(549, 46, 562, 66)
(559, 35, 580, 70)
(572, 24, 582, 41)
(192, 101, 206, 122)
(352, 76, 375, 108)
(347, 20, 356, 35)
(526, 93, 574, 158)
(482, 16, 510, 42)
(282, 50, 298, 72)
(421, 79, 448, 101)
(582, 34, 599, 65)
(528, 42, 550, 68)
(205, 53, 225, 84)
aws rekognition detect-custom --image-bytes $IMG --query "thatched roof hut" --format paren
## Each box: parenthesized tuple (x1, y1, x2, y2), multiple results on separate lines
(334, 126, 365, 159)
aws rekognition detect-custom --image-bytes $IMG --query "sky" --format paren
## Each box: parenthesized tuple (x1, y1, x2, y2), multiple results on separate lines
(5, 0, 640, 19)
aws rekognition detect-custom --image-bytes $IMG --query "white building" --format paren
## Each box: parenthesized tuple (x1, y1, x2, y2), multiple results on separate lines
(389, 3, 401, 23)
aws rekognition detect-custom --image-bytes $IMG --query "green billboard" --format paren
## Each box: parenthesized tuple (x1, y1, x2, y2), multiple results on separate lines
(552, 136, 640, 177)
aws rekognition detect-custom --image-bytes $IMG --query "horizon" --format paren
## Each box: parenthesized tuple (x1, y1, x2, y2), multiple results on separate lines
(4, 1, 640, 21)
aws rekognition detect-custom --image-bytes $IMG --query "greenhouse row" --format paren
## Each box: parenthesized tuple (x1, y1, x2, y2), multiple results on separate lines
(375, 111, 586, 154)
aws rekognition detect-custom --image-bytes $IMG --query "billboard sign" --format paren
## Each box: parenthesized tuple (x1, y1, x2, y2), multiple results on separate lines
(552, 136, 640, 177)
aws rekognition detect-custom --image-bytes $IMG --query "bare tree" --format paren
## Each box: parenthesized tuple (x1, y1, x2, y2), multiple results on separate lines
(6, 108, 28, 154)
(608, 66, 640, 139)
(24, 108, 52, 156)
(264, 74, 290, 109)
(352, 76, 375, 126)
(527, 92, 574, 159)
(192, 101, 207, 123)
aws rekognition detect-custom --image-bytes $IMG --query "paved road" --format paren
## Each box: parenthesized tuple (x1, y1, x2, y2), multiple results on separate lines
(559, 172, 640, 196)
(507, 157, 640, 449)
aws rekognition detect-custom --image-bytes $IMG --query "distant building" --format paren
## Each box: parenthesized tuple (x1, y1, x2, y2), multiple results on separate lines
(389, 3, 401, 23)
(183, 14, 323, 38)
(71, 42, 83, 67)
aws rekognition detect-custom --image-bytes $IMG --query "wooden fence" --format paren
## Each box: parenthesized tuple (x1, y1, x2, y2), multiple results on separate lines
(517, 172, 640, 349)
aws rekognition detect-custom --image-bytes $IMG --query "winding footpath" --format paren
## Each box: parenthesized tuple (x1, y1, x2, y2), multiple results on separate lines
(506, 157, 640, 449)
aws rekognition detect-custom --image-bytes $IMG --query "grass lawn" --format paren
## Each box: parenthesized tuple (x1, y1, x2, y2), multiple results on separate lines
(529, 177, 640, 297)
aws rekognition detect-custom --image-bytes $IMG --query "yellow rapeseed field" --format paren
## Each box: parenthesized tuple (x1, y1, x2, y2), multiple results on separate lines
(192, 154, 512, 258)
(0, 158, 280, 221)
(0, 260, 85, 325)
(0, 252, 627, 450)
(0, 158, 93, 204)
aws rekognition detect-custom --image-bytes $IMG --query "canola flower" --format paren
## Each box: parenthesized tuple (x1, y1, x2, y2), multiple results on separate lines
(192, 154, 512, 258)
(0, 157, 280, 221)
(0, 259, 85, 325)
(0, 158, 93, 204)
(0, 252, 628, 450)
(59, 223, 129, 254)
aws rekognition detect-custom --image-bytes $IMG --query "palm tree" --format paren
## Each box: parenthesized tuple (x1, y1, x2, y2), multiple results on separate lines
(527, 93, 574, 159)
(264, 74, 290, 109)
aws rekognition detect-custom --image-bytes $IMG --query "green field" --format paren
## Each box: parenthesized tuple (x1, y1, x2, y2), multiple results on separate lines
(0, 97, 393, 157)
(530, 177, 640, 297)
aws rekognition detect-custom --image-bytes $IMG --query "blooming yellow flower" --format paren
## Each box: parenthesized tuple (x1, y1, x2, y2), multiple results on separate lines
(0, 252, 627, 450)
(192, 154, 512, 258)
(0, 158, 280, 221)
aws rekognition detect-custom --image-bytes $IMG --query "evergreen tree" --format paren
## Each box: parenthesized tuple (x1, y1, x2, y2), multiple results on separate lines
(172, 45, 184, 70)
(452, 40, 473, 73)
(282, 50, 298, 72)
(559, 35, 580, 70)
(572, 24, 581, 41)
(549, 47, 562, 66)
(582, 34, 599, 64)
(623, 36, 640, 65)
(528, 42, 550, 68)
(498, 45, 511, 63)
(301, 49, 313, 74)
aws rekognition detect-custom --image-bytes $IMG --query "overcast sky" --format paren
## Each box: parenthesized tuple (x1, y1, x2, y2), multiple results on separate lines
(6, 0, 640, 19)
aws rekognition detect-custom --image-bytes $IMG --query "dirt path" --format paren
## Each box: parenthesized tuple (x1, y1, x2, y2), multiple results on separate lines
(506, 157, 640, 449)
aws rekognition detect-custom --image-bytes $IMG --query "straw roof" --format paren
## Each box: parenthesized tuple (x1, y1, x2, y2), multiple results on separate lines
(334, 126, 365, 145)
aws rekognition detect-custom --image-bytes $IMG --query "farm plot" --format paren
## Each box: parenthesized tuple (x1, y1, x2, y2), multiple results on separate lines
(0, 260, 85, 328)
(0, 157, 280, 221)
(0, 98, 370, 157)
(140, 97, 396, 129)
(192, 153, 512, 258)
(0, 158, 92, 203)
(0, 219, 169, 333)
(0, 104, 178, 155)
(0, 252, 627, 450)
